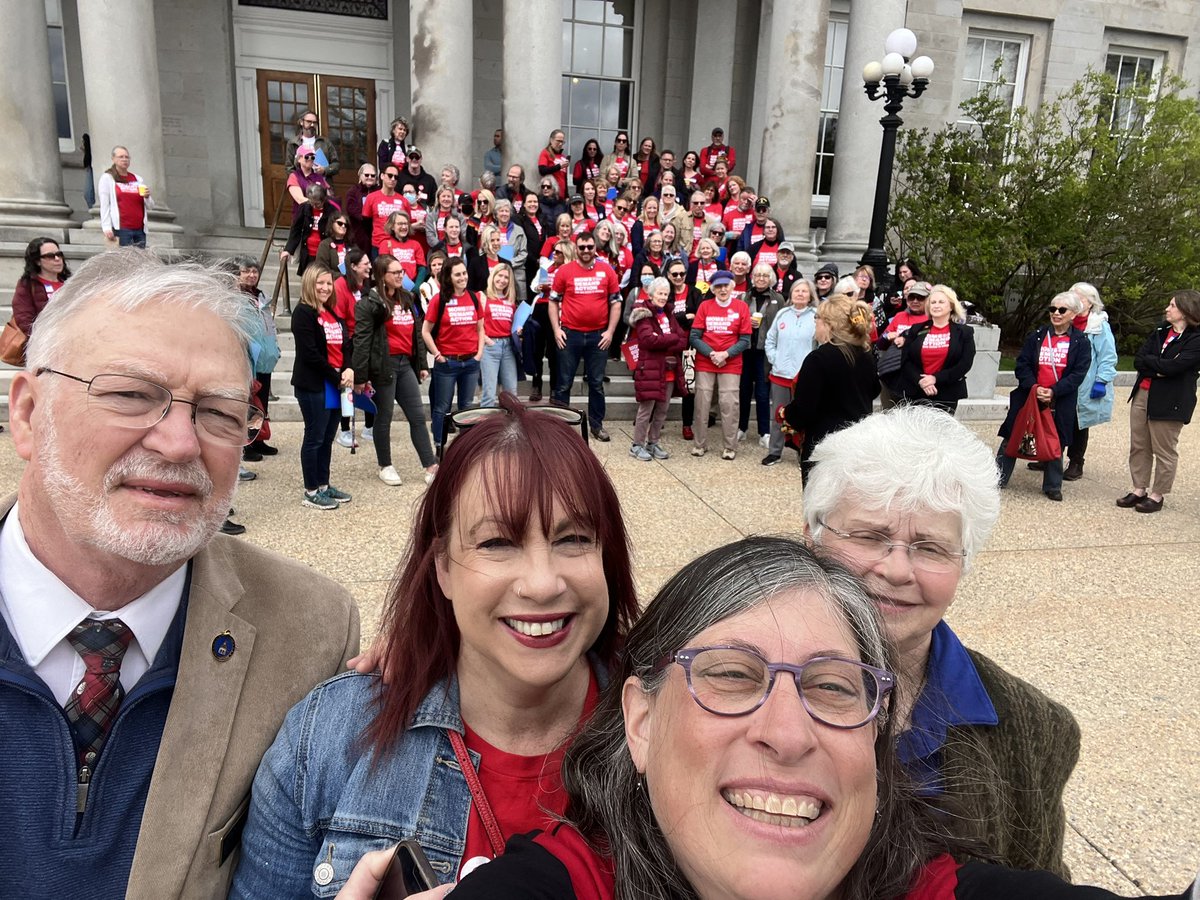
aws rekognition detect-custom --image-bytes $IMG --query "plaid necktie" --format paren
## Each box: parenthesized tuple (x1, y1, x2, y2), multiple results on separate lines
(64, 618, 133, 767)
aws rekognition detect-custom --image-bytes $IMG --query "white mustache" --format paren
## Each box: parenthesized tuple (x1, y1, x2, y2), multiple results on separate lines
(104, 455, 213, 498)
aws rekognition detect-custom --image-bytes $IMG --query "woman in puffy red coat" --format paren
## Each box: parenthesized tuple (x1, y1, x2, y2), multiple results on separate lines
(628, 276, 688, 461)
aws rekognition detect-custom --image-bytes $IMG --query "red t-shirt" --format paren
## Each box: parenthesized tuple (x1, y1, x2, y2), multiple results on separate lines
(753, 242, 779, 269)
(305, 208, 325, 257)
(458, 674, 600, 880)
(722, 206, 754, 241)
(444, 241, 465, 259)
(570, 216, 591, 237)
(362, 190, 410, 248)
(693, 297, 752, 374)
(431, 211, 455, 242)
(332, 278, 360, 338)
(730, 279, 748, 305)
(691, 214, 707, 245)
(920, 324, 952, 375)
(484, 298, 515, 339)
(538, 147, 570, 198)
(113, 172, 147, 230)
(385, 303, 416, 356)
(672, 285, 691, 317)
(318, 309, 343, 369)
(37, 277, 63, 302)
(426, 291, 481, 356)
(1037, 332, 1070, 387)
(378, 237, 426, 280)
(1139, 329, 1180, 390)
(552, 260, 620, 332)
(693, 260, 718, 287)
(886, 311, 929, 341)
(610, 156, 630, 179)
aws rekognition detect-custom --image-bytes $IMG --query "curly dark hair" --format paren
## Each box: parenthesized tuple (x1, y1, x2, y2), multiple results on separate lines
(22, 237, 71, 283)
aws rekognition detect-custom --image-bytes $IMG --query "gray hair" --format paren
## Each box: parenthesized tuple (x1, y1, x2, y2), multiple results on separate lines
(441, 163, 460, 184)
(232, 255, 259, 272)
(751, 262, 774, 281)
(1071, 282, 1103, 313)
(730, 250, 751, 268)
(563, 536, 917, 900)
(832, 275, 859, 298)
(26, 250, 255, 383)
(804, 406, 1001, 569)
(647, 276, 671, 299)
(539, 177, 560, 200)
(492, 198, 513, 217)
(305, 183, 327, 204)
(1052, 290, 1084, 316)
(357, 163, 377, 177)
(479, 171, 497, 190)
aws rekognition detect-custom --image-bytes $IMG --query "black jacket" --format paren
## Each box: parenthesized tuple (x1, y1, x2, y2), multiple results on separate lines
(899, 320, 977, 403)
(290, 303, 346, 393)
(784, 342, 880, 457)
(284, 202, 331, 275)
(998, 326, 1090, 448)
(1131, 322, 1200, 423)
(351, 289, 427, 387)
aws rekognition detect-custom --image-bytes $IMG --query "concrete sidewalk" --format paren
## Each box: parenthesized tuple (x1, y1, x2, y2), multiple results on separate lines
(1, 396, 1196, 894)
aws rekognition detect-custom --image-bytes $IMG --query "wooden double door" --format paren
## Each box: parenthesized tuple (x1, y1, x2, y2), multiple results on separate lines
(257, 69, 376, 226)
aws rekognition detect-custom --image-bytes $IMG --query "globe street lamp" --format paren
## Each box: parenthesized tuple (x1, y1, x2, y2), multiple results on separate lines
(860, 28, 934, 291)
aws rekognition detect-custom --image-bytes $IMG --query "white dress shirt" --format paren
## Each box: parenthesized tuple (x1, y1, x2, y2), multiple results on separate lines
(0, 503, 186, 707)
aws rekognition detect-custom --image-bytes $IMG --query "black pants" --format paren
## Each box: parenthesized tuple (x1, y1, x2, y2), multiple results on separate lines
(530, 302, 559, 395)
(1070, 425, 1089, 464)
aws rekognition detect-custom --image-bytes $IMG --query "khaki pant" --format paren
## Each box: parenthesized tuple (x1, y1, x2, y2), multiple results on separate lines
(694, 370, 739, 451)
(1129, 389, 1185, 495)
(633, 398, 670, 445)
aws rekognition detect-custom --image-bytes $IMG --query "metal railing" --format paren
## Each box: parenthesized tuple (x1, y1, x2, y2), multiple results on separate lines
(260, 189, 292, 316)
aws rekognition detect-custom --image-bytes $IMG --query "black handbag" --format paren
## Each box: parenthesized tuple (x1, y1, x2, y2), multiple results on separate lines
(876, 344, 902, 377)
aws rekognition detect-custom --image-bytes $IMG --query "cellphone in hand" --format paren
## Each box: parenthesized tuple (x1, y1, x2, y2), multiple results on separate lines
(372, 839, 439, 900)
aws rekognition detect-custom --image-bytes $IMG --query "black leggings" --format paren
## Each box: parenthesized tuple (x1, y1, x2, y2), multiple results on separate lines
(530, 302, 559, 394)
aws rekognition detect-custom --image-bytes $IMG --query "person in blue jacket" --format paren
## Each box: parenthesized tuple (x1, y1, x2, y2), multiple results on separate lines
(1063, 282, 1118, 481)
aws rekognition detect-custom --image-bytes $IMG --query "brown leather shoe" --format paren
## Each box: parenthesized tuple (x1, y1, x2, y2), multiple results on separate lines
(1135, 496, 1164, 514)
(1116, 492, 1144, 508)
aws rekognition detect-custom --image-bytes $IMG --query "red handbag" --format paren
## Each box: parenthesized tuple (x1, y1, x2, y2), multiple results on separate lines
(1004, 391, 1061, 461)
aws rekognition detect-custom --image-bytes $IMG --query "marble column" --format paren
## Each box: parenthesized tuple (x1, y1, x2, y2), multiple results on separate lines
(687, 0, 735, 151)
(76, 0, 180, 239)
(411, 0, 473, 186)
(502, 0, 562, 183)
(822, 0, 908, 259)
(755, 0, 829, 263)
(0, 0, 75, 233)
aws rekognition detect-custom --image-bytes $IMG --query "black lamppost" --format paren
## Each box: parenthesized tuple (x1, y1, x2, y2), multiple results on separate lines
(859, 28, 935, 291)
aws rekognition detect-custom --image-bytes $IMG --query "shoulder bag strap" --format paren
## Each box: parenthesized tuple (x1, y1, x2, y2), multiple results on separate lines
(447, 728, 506, 858)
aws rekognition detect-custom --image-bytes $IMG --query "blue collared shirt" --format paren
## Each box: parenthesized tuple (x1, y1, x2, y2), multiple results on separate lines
(898, 620, 999, 794)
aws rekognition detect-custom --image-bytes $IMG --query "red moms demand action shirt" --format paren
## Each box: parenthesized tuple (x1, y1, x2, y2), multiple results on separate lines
(385, 303, 416, 356)
(362, 190, 410, 248)
(693, 297, 751, 374)
(318, 309, 343, 369)
(426, 291, 481, 356)
(921, 324, 951, 375)
(1037, 332, 1070, 387)
(484, 298, 515, 339)
(552, 260, 619, 332)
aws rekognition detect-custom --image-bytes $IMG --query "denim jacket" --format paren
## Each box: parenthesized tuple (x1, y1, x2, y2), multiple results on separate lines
(232, 659, 607, 898)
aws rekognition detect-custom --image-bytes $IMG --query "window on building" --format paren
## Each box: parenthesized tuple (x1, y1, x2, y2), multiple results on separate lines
(1105, 50, 1162, 132)
(812, 17, 847, 200)
(960, 31, 1028, 119)
(45, 0, 73, 148)
(561, 0, 635, 161)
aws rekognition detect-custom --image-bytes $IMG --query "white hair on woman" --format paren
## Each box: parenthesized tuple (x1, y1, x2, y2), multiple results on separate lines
(832, 275, 859, 298)
(1051, 290, 1085, 316)
(730, 250, 752, 267)
(803, 406, 1001, 570)
(1071, 282, 1103, 313)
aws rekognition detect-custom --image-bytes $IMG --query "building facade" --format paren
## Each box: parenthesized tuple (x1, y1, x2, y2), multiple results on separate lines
(4, 0, 1199, 269)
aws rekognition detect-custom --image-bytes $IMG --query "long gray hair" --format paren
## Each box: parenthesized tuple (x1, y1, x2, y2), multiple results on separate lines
(562, 535, 956, 900)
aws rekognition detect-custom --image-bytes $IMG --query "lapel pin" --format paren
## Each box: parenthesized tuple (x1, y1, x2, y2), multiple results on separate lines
(211, 631, 236, 661)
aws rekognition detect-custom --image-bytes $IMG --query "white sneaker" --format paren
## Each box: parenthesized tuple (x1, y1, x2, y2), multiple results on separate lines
(378, 465, 402, 486)
(362, 427, 374, 441)
(736, 430, 746, 442)
(759, 434, 770, 449)
(424, 470, 436, 486)
(337, 430, 354, 448)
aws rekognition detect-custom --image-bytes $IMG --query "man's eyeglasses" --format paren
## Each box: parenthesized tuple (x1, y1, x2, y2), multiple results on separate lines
(817, 519, 966, 574)
(40, 251, 64, 260)
(655, 646, 894, 729)
(302, 119, 318, 127)
(381, 172, 398, 179)
(36, 369, 263, 447)
(614, 205, 629, 214)
(1048, 306, 1070, 315)
(576, 244, 595, 252)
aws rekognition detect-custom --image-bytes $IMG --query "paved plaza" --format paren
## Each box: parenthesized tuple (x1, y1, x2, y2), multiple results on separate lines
(1, 397, 1196, 894)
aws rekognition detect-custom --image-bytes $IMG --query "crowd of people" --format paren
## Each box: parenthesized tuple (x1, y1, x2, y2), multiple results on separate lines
(4, 244, 1197, 900)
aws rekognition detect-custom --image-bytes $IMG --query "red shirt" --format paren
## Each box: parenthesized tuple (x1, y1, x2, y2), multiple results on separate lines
(332, 278, 360, 338)
(458, 674, 599, 880)
(318, 309, 343, 369)
(538, 147, 570, 197)
(886, 311, 929, 340)
(552, 260, 620, 332)
(1037, 332, 1071, 387)
(693, 260, 718, 287)
(693, 297, 752, 374)
(305, 208, 325, 257)
(920, 324, 952, 375)
(378, 236, 426, 280)
(431, 211, 456, 242)
(753, 242, 779, 269)
(723, 206, 754, 241)
(483, 298, 515, 339)
(691, 214, 707, 245)
(426, 291, 481, 356)
(672, 285, 691, 317)
(113, 172, 147, 230)
(385, 302, 416, 356)
(443, 241, 465, 259)
(362, 190, 410, 248)
(570, 216, 591, 237)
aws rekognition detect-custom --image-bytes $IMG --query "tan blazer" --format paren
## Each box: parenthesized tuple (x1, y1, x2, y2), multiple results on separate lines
(0, 495, 360, 900)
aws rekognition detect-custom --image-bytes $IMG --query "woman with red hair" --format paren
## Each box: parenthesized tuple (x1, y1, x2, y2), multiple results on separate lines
(231, 395, 638, 897)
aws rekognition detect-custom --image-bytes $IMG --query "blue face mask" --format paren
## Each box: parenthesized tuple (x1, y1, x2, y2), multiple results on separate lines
(403, 193, 417, 205)
(641, 275, 654, 289)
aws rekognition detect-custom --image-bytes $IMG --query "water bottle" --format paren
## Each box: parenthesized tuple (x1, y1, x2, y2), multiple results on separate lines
(341, 387, 354, 418)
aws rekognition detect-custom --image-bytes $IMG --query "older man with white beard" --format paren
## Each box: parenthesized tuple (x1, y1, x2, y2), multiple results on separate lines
(0, 250, 359, 900)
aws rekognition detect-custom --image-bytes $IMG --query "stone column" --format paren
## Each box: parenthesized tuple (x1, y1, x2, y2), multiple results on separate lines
(0, 0, 75, 234)
(755, 0, 829, 264)
(502, 0, 561, 183)
(687, 0, 735, 151)
(411, 0, 473, 186)
(822, 0, 908, 259)
(76, 0, 180, 240)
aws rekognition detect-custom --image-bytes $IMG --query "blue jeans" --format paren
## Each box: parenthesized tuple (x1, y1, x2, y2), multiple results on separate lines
(738, 348, 770, 435)
(480, 337, 518, 407)
(115, 228, 147, 248)
(997, 449, 1064, 493)
(430, 357, 479, 446)
(553, 328, 607, 428)
(296, 387, 340, 490)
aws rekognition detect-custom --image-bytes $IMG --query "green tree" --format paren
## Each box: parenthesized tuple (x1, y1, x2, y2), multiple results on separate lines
(889, 71, 1200, 350)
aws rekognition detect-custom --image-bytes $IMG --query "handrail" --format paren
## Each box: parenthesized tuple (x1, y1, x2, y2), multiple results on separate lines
(262, 185, 291, 316)
(259, 186, 289, 272)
